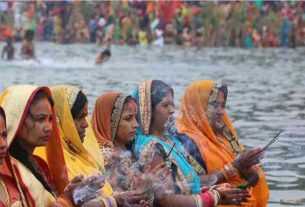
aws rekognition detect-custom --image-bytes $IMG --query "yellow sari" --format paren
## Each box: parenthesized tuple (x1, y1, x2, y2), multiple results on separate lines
(0, 85, 70, 206)
(36, 85, 112, 196)
(176, 80, 269, 207)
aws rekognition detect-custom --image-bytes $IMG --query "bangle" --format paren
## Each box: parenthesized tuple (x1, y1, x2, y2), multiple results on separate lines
(222, 163, 238, 181)
(99, 198, 109, 207)
(100, 196, 117, 207)
(210, 190, 220, 206)
(106, 196, 117, 207)
(192, 195, 203, 207)
(220, 168, 229, 181)
(227, 163, 239, 177)
(199, 192, 214, 207)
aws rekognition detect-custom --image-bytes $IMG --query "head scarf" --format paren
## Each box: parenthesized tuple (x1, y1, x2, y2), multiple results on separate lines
(176, 80, 269, 206)
(0, 85, 68, 205)
(36, 85, 112, 196)
(91, 92, 129, 147)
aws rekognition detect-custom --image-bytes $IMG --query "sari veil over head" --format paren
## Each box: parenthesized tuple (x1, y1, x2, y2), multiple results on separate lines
(91, 92, 130, 147)
(37, 85, 113, 195)
(132, 80, 201, 195)
(176, 80, 269, 206)
(92, 92, 141, 191)
(0, 85, 68, 205)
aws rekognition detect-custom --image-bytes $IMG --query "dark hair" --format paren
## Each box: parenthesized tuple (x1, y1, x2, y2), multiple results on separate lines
(6, 37, 13, 45)
(219, 84, 228, 101)
(101, 49, 111, 57)
(122, 96, 137, 151)
(0, 107, 6, 128)
(32, 90, 54, 107)
(9, 89, 54, 194)
(71, 90, 88, 119)
(124, 96, 136, 106)
(151, 80, 174, 112)
(24, 29, 35, 41)
(9, 141, 53, 193)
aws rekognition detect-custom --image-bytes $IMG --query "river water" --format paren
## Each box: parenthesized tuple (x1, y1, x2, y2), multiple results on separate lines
(0, 42, 304, 206)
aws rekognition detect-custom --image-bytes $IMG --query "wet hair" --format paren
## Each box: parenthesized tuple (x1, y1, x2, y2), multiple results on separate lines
(6, 37, 13, 45)
(101, 49, 111, 57)
(71, 90, 88, 119)
(24, 29, 35, 41)
(9, 89, 54, 194)
(151, 80, 174, 112)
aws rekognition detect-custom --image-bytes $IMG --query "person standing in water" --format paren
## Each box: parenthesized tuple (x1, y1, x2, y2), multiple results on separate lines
(95, 49, 111, 64)
(1, 38, 14, 60)
(21, 29, 36, 60)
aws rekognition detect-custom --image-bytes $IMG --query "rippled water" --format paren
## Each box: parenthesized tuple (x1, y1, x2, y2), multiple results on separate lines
(1, 42, 304, 206)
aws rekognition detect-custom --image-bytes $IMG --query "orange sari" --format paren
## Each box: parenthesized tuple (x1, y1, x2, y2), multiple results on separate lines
(176, 80, 269, 207)
(91, 92, 121, 148)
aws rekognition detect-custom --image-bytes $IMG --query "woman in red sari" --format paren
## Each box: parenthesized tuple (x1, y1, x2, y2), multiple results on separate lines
(0, 85, 92, 206)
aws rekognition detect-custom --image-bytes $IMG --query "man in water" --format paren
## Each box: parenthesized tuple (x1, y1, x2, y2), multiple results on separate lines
(95, 49, 111, 64)
(21, 29, 36, 59)
(1, 37, 14, 60)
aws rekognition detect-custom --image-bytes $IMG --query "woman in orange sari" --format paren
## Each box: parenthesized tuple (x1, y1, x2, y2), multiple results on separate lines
(131, 80, 255, 207)
(91, 92, 145, 192)
(0, 85, 88, 206)
(176, 80, 269, 207)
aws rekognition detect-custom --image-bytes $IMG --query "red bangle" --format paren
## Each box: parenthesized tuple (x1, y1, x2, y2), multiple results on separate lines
(199, 192, 214, 207)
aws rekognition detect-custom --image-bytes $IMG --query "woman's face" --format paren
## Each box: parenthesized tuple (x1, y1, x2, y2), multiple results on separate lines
(151, 91, 175, 131)
(73, 102, 89, 143)
(211, 90, 226, 131)
(0, 115, 7, 164)
(16, 97, 53, 153)
(115, 100, 138, 147)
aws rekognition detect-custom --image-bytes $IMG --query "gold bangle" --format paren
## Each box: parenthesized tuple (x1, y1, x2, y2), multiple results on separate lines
(220, 168, 229, 181)
(99, 197, 109, 207)
(106, 196, 118, 207)
(227, 163, 239, 177)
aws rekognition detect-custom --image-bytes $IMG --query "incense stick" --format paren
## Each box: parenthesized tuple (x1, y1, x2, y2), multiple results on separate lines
(263, 130, 284, 152)
(166, 143, 176, 159)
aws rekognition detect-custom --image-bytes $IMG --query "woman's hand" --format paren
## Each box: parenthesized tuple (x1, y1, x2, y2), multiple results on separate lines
(232, 148, 263, 172)
(216, 183, 249, 205)
(65, 174, 105, 206)
(241, 166, 260, 187)
(113, 190, 153, 207)
(63, 175, 85, 203)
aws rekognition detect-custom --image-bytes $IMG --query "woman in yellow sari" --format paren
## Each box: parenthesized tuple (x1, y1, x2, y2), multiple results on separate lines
(0, 85, 84, 206)
(48, 85, 152, 207)
(176, 80, 269, 207)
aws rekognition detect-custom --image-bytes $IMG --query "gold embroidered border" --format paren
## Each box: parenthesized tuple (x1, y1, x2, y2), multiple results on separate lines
(66, 86, 80, 109)
(138, 80, 152, 135)
(111, 94, 128, 141)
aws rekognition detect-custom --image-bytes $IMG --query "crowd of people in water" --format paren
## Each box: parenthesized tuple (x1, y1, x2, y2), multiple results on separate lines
(0, 79, 269, 206)
(1, 28, 111, 64)
(1, 1, 305, 48)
